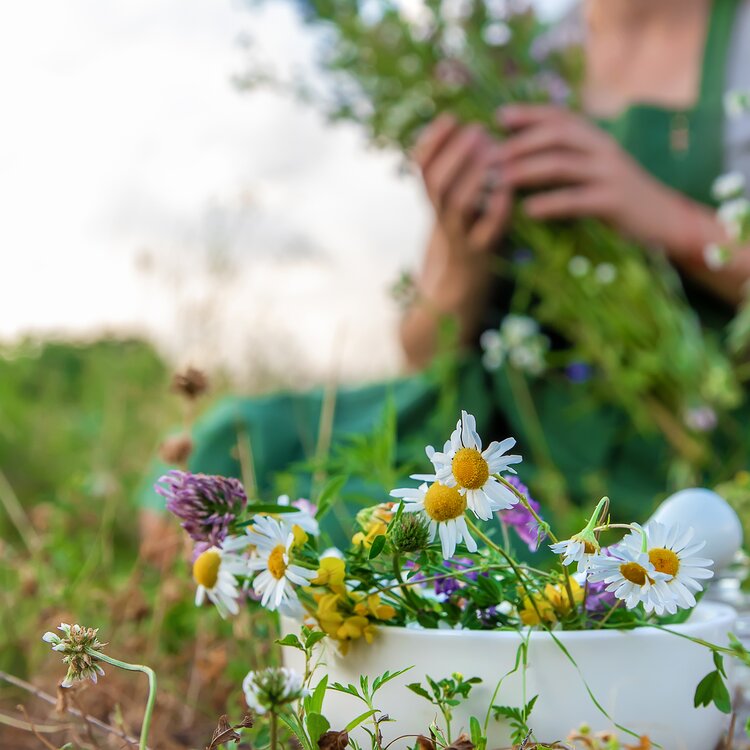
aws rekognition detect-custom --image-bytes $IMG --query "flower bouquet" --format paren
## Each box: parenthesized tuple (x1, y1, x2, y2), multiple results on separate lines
(242, 0, 750, 483)
(134, 410, 749, 749)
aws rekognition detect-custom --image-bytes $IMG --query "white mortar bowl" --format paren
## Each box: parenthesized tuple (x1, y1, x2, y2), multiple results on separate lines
(284, 601, 736, 749)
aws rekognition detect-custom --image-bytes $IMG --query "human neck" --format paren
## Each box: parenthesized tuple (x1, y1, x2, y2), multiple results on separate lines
(586, 0, 709, 31)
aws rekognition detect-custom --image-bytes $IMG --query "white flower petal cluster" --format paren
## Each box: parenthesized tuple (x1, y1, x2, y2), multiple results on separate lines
(192, 542, 248, 619)
(246, 515, 317, 616)
(42, 623, 106, 688)
(480, 315, 549, 375)
(428, 410, 522, 520)
(554, 521, 713, 615)
(276, 494, 319, 537)
(712, 171, 746, 202)
(392, 410, 523, 560)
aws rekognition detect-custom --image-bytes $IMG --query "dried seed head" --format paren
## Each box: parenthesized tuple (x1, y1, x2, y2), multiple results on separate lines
(171, 367, 209, 399)
(42, 623, 107, 688)
(158, 434, 194, 465)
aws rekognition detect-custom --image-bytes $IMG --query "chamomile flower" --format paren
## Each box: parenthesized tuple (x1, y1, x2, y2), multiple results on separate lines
(192, 542, 247, 618)
(586, 548, 670, 612)
(390, 482, 477, 559)
(426, 410, 522, 520)
(618, 522, 713, 615)
(550, 533, 600, 573)
(549, 496, 607, 573)
(246, 515, 317, 616)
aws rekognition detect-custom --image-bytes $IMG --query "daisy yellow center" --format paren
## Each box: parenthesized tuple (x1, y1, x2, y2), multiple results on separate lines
(583, 541, 597, 554)
(423, 482, 467, 522)
(451, 447, 489, 490)
(649, 547, 680, 577)
(619, 562, 651, 586)
(268, 544, 288, 580)
(193, 549, 221, 589)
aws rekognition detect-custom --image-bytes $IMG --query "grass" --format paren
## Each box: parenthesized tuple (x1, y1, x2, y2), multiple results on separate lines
(0, 336, 272, 749)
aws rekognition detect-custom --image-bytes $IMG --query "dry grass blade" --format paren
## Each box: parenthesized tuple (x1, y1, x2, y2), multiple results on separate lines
(16, 705, 60, 750)
(0, 669, 143, 748)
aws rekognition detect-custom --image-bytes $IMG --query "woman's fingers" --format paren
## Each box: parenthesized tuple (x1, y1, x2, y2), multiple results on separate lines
(469, 189, 512, 252)
(502, 152, 596, 189)
(524, 186, 611, 220)
(423, 124, 487, 211)
(497, 103, 566, 129)
(413, 114, 461, 172)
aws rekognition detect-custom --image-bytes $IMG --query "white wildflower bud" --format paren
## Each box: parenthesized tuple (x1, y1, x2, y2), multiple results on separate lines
(500, 314, 539, 347)
(725, 90, 750, 118)
(568, 255, 591, 278)
(718, 198, 750, 242)
(703, 243, 732, 270)
(483, 21, 511, 46)
(242, 667, 309, 715)
(42, 623, 107, 688)
(712, 172, 746, 202)
(594, 263, 617, 285)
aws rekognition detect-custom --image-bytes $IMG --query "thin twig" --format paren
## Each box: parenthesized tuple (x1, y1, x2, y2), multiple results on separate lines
(0, 709, 69, 734)
(0, 669, 144, 748)
(16, 704, 60, 750)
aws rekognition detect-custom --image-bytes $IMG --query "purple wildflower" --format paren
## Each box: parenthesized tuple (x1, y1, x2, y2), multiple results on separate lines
(434, 558, 479, 597)
(156, 470, 247, 546)
(565, 361, 592, 383)
(500, 476, 545, 551)
(584, 579, 618, 615)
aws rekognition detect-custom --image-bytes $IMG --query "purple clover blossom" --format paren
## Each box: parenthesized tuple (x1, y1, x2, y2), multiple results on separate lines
(156, 470, 247, 546)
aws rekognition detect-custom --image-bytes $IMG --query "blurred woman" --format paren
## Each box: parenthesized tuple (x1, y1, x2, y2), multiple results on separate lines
(404, 0, 750, 367)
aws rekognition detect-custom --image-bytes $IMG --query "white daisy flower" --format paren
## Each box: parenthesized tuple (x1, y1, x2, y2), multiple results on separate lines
(426, 410, 522, 521)
(550, 534, 599, 574)
(192, 541, 248, 619)
(587, 547, 670, 612)
(712, 171, 746, 202)
(276, 494, 320, 537)
(246, 515, 317, 616)
(618, 522, 714, 616)
(390, 482, 477, 560)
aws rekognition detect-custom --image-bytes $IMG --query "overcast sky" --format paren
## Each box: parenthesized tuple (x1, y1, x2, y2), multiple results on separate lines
(0, 0, 573, 384)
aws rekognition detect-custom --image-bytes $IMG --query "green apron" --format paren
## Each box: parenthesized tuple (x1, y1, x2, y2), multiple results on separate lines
(141, 0, 742, 526)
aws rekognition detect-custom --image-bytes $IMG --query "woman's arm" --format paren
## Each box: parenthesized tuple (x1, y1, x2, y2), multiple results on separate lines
(401, 116, 513, 369)
(497, 104, 750, 306)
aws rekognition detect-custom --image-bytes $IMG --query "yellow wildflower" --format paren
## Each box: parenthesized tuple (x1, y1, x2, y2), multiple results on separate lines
(312, 557, 347, 594)
(353, 593, 397, 621)
(352, 503, 394, 548)
(519, 577, 583, 626)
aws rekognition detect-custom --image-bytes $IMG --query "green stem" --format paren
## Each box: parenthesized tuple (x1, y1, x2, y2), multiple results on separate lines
(594, 600, 622, 630)
(466, 519, 552, 625)
(392, 553, 424, 614)
(89, 651, 156, 750)
(497, 475, 557, 544)
(270, 710, 278, 750)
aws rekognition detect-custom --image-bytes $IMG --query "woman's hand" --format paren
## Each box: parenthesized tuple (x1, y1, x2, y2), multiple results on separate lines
(497, 104, 696, 250)
(414, 114, 512, 255)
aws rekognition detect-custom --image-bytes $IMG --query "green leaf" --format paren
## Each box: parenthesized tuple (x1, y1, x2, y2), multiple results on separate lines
(308, 675, 328, 715)
(344, 709, 378, 732)
(275, 634, 304, 651)
(694, 670, 732, 714)
(316, 475, 348, 519)
(368, 534, 386, 559)
(305, 630, 327, 650)
(372, 666, 413, 695)
(279, 713, 313, 750)
(469, 716, 484, 750)
(306, 712, 330, 745)
(406, 682, 431, 701)
(712, 651, 727, 678)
